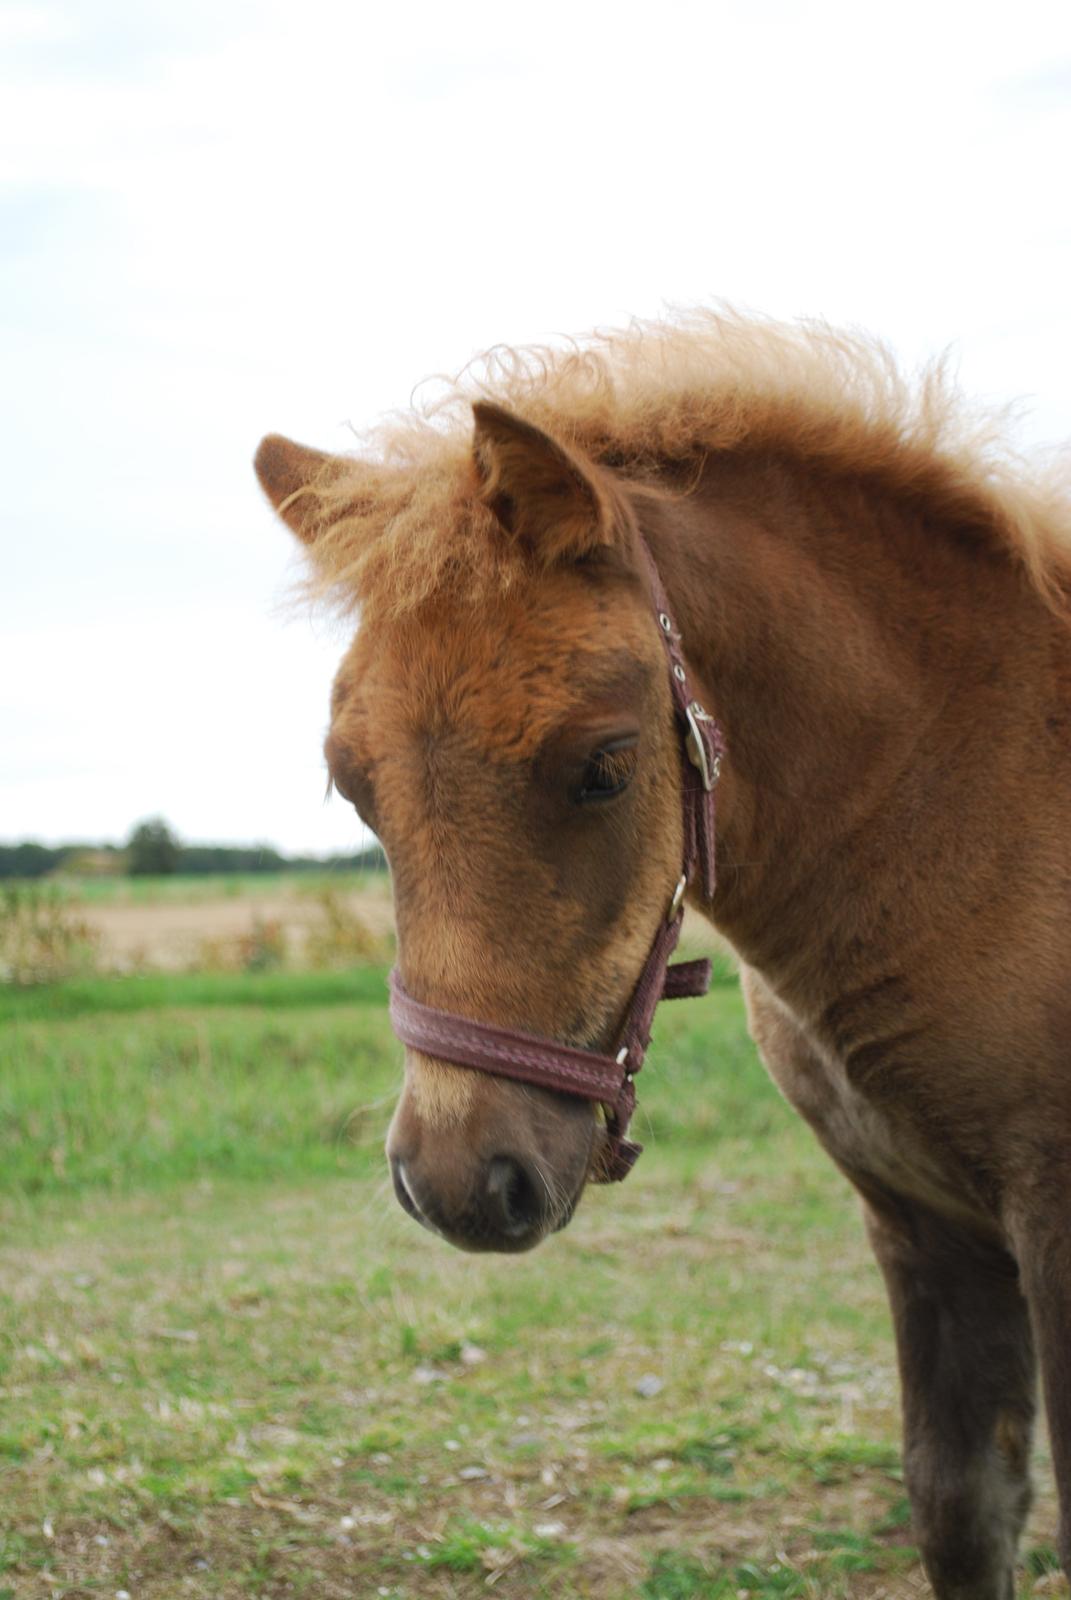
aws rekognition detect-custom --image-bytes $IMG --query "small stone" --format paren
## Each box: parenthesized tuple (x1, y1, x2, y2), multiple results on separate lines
(651, 1456, 674, 1471)
(412, 1364, 447, 1385)
(458, 1464, 488, 1480)
(634, 1373, 664, 1398)
(116, 1591, 132, 1599)
(339, 1515, 355, 1530)
(444, 1439, 460, 1451)
(94, 1534, 110, 1547)
(459, 1340, 486, 1366)
(508, 1432, 543, 1449)
(534, 1520, 567, 1538)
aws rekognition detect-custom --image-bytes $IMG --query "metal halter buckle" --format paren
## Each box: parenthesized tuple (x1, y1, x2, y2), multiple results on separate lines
(685, 702, 720, 791)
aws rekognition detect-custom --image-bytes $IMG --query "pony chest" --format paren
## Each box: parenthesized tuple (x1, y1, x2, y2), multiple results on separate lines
(739, 965, 985, 1225)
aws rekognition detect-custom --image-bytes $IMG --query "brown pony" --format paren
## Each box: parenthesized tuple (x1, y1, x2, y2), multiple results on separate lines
(255, 310, 1071, 1600)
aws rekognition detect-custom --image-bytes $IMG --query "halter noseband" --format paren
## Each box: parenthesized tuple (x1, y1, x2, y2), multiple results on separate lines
(388, 536, 727, 1182)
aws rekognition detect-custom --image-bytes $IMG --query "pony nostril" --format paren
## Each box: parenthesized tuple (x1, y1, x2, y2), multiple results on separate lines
(485, 1156, 546, 1238)
(391, 1157, 421, 1222)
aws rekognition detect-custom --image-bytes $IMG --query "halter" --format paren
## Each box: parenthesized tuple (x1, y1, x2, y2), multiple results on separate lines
(389, 536, 727, 1182)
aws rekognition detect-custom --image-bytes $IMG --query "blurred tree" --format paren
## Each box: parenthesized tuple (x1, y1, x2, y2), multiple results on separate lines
(127, 817, 180, 876)
(0, 842, 59, 879)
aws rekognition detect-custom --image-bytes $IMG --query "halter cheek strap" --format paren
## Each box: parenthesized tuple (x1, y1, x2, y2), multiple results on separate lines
(388, 534, 727, 1183)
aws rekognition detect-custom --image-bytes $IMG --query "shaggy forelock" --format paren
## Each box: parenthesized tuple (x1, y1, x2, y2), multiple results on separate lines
(296, 307, 1071, 619)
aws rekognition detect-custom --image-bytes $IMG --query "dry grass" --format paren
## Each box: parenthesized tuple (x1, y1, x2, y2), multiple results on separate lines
(45, 876, 395, 976)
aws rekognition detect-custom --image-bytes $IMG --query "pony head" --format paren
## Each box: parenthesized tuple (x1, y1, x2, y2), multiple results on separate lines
(255, 404, 686, 1251)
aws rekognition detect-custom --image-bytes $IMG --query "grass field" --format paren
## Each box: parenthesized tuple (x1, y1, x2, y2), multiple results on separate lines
(1, 966, 1064, 1599)
(45, 872, 386, 907)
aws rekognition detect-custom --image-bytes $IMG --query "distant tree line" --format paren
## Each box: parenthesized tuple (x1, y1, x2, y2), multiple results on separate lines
(0, 817, 386, 880)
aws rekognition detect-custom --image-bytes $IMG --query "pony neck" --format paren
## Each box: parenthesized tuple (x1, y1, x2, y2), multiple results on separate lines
(638, 452, 1045, 993)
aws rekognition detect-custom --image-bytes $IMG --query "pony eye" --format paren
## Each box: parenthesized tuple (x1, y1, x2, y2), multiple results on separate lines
(576, 740, 637, 803)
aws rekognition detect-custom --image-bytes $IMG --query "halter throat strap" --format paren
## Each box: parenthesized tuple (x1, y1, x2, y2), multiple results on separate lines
(388, 533, 727, 1182)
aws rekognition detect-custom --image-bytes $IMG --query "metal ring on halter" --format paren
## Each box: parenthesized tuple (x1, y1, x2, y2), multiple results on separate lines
(685, 702, 719, 790)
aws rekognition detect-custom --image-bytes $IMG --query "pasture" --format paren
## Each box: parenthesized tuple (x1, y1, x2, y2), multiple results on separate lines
(0, 933, 1063, 1597)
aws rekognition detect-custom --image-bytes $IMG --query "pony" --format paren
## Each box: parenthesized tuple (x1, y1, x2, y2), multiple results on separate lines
(254, 309, 1071, 1600)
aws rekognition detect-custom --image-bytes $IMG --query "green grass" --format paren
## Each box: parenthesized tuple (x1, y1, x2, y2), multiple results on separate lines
(0, 965, 391, 1024)
(42, 869, 386, 906)
(0, 968, 1060, 1597)
(0, 970, 398, 1195)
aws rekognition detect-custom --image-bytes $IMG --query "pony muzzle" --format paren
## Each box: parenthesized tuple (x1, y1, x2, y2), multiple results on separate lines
(385, 1064, 596, 1253)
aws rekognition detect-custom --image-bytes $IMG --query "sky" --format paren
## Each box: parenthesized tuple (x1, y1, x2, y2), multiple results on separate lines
(3, 0, 1070, 855)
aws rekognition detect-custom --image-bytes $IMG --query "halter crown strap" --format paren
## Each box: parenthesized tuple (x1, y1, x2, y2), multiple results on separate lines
(388, 532, 726, 1182)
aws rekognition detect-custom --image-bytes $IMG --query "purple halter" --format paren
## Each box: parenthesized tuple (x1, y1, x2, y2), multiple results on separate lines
(389, 537, 726, 1182)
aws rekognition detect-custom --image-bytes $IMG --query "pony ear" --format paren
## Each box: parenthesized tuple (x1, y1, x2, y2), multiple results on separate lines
(471, 402, 619, 561)
(254, 433, 345, 545)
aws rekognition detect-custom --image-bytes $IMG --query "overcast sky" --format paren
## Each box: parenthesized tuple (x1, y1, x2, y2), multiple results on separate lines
(3, 0, 1070, 854)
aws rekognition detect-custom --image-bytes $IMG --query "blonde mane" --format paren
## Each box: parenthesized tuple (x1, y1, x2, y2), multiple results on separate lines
(299, 308, 1071, 618)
